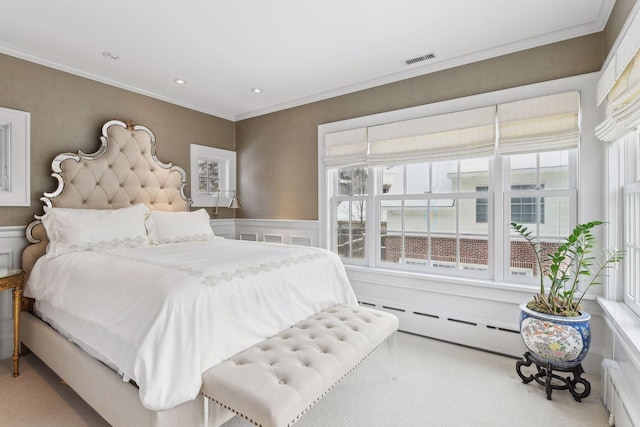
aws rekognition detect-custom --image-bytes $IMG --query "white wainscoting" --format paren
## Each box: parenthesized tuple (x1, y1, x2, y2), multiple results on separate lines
(234, 219, 319, 247)
(209, 218, 237, 240)
(0, 226, 28, 360)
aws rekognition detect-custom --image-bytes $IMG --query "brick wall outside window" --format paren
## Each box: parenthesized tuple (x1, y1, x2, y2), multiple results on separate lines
(383, 235, 559, 274)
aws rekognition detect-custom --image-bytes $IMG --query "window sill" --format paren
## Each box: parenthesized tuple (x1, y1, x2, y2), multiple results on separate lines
(344, 264, 540, 304)
(598, 297, 640, 361)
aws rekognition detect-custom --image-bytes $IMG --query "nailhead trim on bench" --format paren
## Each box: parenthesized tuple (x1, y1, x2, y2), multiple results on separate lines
(201, 304, 399, 427)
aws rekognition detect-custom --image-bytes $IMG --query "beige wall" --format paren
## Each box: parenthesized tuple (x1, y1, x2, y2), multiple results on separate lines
(2, 9, 633, 226)
(0, 54, 235, 226)
(236, 34, 604, 220)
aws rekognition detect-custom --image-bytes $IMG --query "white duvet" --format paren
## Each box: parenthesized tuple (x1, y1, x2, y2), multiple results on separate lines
(25, 238, 357, 410)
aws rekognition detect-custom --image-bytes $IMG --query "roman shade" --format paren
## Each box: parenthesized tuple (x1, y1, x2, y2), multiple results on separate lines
(497, 91, 580, 155)
(595, 7, 640, 143)
(324, 127, 368, 167)
(367, 106, 496, 165)
(324, 91, 580, 168)
(596, 51, 640, 143)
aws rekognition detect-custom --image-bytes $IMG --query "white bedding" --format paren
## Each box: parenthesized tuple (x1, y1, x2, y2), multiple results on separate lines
(25, 238, 357, 410)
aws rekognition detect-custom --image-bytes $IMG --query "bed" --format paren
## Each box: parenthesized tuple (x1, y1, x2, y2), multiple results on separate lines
(20, 120, 358, 426)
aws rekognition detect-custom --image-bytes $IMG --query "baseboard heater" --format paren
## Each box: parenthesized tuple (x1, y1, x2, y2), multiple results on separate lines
(382, 305, 406, 312)
(357, 299, 523, 357)
(447, 317, 477, 326)
(601, 359, 640, 427)
(486, 325, 520, 334)
(413, 311, 439, 319)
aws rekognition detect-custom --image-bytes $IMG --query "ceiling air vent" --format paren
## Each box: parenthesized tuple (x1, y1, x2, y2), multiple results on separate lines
(404, 53, 436, 66)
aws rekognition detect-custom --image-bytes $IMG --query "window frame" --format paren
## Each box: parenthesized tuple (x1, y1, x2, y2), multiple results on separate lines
(318, 75, 595, 289)
(330, 167, 371, 266)
(620, 130, 640, 316)
(372, 160, 494, 279)
(329, 150, 576, 283)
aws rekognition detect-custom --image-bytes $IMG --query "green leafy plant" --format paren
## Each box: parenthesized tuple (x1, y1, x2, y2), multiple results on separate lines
(511, 221, 625, 317)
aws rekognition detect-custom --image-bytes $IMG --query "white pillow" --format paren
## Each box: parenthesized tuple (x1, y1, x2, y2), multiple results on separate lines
(42, 204, 150, 258)
(145, 209, 215, 244)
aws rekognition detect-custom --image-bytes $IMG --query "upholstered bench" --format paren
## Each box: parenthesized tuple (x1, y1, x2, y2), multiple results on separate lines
(201, 304, 399, 427)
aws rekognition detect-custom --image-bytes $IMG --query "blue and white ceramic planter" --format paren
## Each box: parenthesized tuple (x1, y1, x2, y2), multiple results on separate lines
(519, 303, 591, 369)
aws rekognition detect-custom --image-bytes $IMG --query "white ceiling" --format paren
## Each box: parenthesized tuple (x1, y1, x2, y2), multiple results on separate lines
(1, 0, 615, 121)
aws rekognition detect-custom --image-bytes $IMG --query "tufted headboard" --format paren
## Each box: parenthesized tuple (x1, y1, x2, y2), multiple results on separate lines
(22, 120, 190, 278)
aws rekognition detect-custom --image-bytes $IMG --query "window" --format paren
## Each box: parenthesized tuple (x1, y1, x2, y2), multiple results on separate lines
(506, 150, 575, 280)
(510, 185, 545, 224)
(0, 107, 30, 206)
(333, 167, 368, 262)
(475, 187, 489, 223)
(621, 131, 640, 315)
(190, 144, 236, 208)
(597, 43, 640, 315)
(510, 190, 540, 224)
(376, 159, 491, 276)
(198, 159, 220, 195)
(329, 150, 575, 280)
(321, 90, 580, 284)
(477, 184, 546, 224)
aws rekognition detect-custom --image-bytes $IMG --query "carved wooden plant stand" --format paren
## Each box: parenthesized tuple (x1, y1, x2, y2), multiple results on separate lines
(516, 351, 591, 401)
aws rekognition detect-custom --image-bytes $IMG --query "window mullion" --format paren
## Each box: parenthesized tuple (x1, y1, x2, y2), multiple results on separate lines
(496, 155, 507, 283)
(368, 167, 378, 268)
(348, 200, 354, 259)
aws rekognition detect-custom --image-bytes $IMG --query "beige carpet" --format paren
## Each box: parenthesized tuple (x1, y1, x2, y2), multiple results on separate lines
(0, 332, 610, 426)
(0, 352, 109, 426)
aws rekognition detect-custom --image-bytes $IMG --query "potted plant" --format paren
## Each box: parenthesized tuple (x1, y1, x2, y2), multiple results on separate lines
(511, 221, 624, 370)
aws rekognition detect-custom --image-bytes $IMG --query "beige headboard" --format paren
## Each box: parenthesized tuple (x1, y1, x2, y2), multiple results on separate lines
(22, 120, 190, 277)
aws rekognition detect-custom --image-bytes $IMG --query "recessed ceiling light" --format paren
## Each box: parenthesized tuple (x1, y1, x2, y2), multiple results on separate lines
(251, 88, 262, 93)
(174, 79, 187, 85)
(102, 51, 119, 60)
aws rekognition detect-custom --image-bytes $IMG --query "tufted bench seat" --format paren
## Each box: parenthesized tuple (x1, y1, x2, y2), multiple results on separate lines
(201, 304, 399, 427)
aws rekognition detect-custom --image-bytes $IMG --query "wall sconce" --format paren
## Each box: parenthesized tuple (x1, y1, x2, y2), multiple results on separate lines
(213, 190, 241, 215)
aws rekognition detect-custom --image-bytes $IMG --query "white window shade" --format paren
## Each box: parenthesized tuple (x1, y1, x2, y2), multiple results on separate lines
(497, 91, 580, 155)
(367, 106, 496, 164)
(596, 52, 640, 143)
(324, 127, 368, 167)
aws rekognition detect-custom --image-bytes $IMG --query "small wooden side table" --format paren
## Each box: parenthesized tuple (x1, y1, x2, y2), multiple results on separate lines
(0, 269, 25, 377)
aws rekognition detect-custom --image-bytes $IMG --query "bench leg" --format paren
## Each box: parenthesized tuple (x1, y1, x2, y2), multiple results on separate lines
(203, 397, 230, 427)
(203, 396, 209, 427)
(387, 332, 398, 381)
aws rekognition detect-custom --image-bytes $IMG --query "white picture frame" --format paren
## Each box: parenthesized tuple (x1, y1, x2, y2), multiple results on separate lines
(0, 107, 30, 206)
(190, 144, 236, 208)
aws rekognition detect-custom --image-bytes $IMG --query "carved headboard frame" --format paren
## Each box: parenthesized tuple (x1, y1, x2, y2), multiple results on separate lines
(22, 119, 191, 278)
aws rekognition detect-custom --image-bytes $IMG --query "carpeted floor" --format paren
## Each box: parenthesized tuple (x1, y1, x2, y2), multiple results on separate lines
(0, 332, 610, 426)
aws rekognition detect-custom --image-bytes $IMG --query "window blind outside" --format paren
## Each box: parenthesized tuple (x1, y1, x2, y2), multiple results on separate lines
(596, 52, 640, 143)
(497, 91, 580, 155)
(324, 127, 368, 167)
(367, 106, 496, 165)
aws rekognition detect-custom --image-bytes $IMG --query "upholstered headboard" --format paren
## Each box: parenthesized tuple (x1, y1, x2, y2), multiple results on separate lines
(22, 120, 190, 277)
